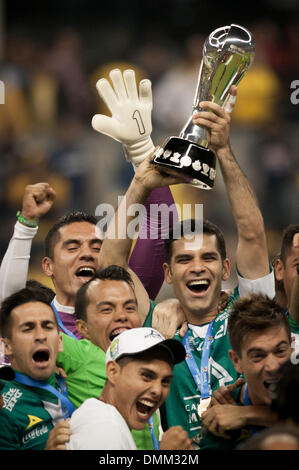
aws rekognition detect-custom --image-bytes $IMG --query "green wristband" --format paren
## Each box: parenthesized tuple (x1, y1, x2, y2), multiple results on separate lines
(16, 211, 39, 228)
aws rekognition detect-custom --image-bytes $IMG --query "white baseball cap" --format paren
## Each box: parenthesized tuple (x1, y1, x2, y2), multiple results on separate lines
(106, 327, 186, 365)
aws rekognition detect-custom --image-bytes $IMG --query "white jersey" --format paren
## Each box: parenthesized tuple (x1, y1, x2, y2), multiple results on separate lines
(67, 398, 137, 450)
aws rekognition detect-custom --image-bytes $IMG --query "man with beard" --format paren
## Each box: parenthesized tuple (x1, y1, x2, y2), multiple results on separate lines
(97, 90, 275, 448)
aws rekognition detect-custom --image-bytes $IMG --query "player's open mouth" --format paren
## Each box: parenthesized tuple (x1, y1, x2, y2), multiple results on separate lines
(109, 327, 130, 342)
(136, 399, 155, 418)
(263, 380, 279, 393)
(32, 349, 50, 365)
(186, 279, 210, 295)
(75, 267, 96, 281)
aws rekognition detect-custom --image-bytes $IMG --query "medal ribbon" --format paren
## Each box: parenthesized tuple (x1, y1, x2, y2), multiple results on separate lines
(51, 300, 78, 340)
(14, 371, 75, 419)
(182, 320, 215, 399)
(243, 382, 251, 406)
(243, 382, 258, 436)
(148, 415, 159, 450)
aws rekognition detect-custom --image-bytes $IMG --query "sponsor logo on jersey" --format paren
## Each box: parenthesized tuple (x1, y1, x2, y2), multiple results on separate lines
(22, 424, 49, 444)
(26, 415, 43, 430)
(3, 387, 23, 412)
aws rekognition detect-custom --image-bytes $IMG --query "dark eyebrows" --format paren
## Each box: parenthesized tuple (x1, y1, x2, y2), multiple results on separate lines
(96, 298, 137, 309)
(202, 251, 219, 258)
(247, 347, 266, 356)
(139, 367, 173, 381)
(90, 238, 102, 245)
(247, 341, 290, 355)
(124, 299, 138, 306)
(62, 238, 102, 248)
(96, 301, 114, 308)
(20, 319, 56, 329)
(174, 253, 193, 262)
(174, 250, 219, 260)
(62, 239, 80, 248)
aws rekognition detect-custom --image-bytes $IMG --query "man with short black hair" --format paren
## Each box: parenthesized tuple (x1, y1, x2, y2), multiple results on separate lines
(66, 327, 191, 450)
(56, 263, 182, 450)
(98, 90, 275, 447)
(0, 285, 74, 450)
(0, 69, 180, 342)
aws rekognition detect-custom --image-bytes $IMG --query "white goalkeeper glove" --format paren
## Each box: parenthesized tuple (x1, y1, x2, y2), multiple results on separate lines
(92, 68, 155, 167)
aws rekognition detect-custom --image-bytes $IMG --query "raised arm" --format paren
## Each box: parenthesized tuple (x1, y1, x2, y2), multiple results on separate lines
(98, 154, 187, 323)
(128, 186, 178, 300)
(92, 68, 181, 300)
(0, 183, 56, 304)
(193, 87, 270, 280)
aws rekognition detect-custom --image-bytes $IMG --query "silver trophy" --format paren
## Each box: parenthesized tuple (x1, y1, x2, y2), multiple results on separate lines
(153, 24, 255, 189)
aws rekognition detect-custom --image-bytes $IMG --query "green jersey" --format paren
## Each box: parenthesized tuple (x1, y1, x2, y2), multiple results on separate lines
(145, 293, 239, 447)
(56, 300, 160, 450)
(0, 373, 64, 450)
(144, 271, 275, 448)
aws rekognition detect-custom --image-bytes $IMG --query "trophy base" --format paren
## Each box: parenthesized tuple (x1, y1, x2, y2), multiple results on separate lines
(152, 137, 216, 190)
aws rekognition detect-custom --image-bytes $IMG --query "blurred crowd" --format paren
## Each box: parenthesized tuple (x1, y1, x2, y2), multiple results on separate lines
(0, 17, 298, 294)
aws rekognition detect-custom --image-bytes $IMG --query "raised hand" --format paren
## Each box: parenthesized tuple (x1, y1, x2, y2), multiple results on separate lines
(192, 85, 237, 153)
(21, 183, 56, 221)
(160, 426, 192, 450)
(209, 377, 245, 407)
(134, 150, 190, 192)
(92, 68, 154, 166)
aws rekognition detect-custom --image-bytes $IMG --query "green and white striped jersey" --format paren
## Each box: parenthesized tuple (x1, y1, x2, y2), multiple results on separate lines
(0, 373, 64, 450)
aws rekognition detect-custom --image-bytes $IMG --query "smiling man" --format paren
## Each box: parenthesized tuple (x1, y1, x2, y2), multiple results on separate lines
(43, 216, 102, 304)
(43, 157, 186, 451)
(199, 293, 291, 449)
(0, 285, 74, 450)
(74, 268, 142, 351)
(0, 69, 179, 342)
(163, 221, 230, 324)
(55, 265, 163, 450)
(97, 92, 276, 448)
(66, 327, 191, 450)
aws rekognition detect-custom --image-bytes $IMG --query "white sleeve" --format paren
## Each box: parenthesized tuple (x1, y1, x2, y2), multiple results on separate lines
(67, 400, 137, 450)
(68, 419, 132, 450)
(237, 269, 275, 299)
(0, 221, 38, 304)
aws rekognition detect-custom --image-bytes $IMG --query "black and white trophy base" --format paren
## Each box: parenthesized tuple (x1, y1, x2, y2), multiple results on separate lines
(152, 137, 216, 190)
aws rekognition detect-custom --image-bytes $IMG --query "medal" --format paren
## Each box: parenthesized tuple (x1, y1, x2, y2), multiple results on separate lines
(183, 321, 215, 420)
(197, 397, 211, 417)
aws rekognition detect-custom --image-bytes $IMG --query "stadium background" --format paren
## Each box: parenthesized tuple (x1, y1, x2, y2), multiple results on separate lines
(0, 0, 298, 299)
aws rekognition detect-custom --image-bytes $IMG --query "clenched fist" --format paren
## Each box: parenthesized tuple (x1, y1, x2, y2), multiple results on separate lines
(21, 183, 56, 221)
(160, 426, 193, 450)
